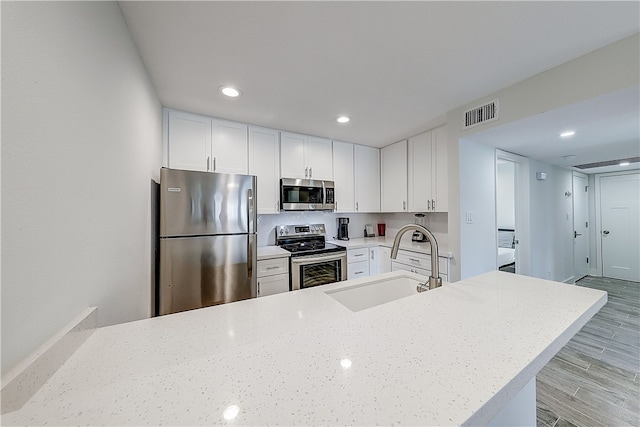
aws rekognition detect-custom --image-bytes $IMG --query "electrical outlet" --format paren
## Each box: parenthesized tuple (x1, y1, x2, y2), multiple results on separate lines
(466, 211, 473, 224)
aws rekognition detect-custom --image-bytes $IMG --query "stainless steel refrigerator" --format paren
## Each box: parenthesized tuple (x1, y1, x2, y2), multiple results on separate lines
(158, 167, 257, 315)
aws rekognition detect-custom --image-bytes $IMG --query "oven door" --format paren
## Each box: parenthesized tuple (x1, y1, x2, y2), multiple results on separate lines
(290, 252, 347, 291)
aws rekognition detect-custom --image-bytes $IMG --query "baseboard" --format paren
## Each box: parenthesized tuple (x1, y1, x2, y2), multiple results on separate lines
(1, 307, 97, 414)
(562, 276, 575, 284)
(588, 268, 601, 277)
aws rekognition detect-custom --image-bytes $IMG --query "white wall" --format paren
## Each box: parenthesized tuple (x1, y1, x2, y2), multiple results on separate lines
(1, 2, 162, 373)
(496, 161, 515, 229)
(528, 162, 574, 282)
(459, 139, 497, 279)
(446, 34, 639, 282)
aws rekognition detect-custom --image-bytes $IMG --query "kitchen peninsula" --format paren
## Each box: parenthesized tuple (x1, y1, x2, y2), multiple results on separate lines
(2, 271, 606, 426)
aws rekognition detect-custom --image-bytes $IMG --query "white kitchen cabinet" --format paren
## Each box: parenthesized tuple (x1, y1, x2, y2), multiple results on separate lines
(347, 247, 370, 280)
(354, 145, 381, 212)
(211, 118, 248, 174)
(257, 257, 289, 297)
(381, 139, 408, 212)
(332, 141, 355, 212)
(407, 126, 448, 212)
(166, 109, 248, 174)
(280, 132, 332, 180)
(369, 246, 392, 275)
(167, 110, 212, 172)
(390, 248, 449, 282)
(249, 126, 280, 214)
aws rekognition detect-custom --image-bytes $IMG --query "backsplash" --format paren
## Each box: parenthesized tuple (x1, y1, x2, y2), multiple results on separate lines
(257, 211, 448, 247)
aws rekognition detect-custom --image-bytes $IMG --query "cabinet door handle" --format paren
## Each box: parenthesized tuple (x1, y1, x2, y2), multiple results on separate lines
(207, 156, 210, 171)
(257, 281, 261, 296)
(309, 167, 312, 178)
(354, 253, 364, 257)
(212, 157, 217, 172)
(432, 199, 435, 210)
(427, 200, 431, 210)
(305, 167, 308, 178)
(356, 201, 359, 211)
(409, 258, 420, 263)
(403, 201, 406, 211)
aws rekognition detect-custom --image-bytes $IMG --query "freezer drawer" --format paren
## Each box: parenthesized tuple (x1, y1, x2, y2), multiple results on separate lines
(159, 235, 256, 315)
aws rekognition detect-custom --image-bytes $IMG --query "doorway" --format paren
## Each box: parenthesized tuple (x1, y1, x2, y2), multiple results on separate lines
(572, 172, 589, 282)
(596, 172, 640, 281)
(495, 150, 531, 275)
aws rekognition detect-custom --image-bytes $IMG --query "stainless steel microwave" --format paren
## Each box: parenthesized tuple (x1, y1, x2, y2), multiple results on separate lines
(280, 178, 335, 211)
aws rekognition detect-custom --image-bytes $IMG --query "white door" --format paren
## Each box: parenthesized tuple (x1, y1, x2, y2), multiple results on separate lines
(572, 173, 589, 281)
(600, 173, 640, 281)
(495, 150, 531, 276)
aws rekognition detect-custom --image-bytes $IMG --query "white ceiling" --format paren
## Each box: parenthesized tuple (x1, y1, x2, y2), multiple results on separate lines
(119, 1, 639, 165)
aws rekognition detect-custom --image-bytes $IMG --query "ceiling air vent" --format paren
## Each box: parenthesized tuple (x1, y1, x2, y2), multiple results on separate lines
(574, 157, 640, 169)
(463, 99, 499, 129)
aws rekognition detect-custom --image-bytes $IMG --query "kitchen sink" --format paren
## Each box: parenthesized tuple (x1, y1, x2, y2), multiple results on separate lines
(325, 276, 425, 312)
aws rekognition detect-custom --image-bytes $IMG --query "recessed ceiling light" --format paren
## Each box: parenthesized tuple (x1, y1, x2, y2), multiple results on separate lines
(560, 130, 575, 138)
(336, 115, 351, 124)
(219, 86, 241, 98)
(620, 161, 630, 166)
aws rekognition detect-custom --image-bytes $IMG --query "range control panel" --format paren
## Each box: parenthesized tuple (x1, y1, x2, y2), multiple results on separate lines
(276, 224, 326, 237)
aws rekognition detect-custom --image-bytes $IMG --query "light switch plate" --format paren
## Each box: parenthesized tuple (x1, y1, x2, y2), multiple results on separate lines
(466, 211, 473, 224)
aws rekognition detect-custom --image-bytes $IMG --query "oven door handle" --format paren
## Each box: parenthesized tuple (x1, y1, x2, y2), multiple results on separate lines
(291, 253, 345, 264)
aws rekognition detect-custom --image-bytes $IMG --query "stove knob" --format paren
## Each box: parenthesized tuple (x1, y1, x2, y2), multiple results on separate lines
(284, 227, 289, 235)
(279, 228, 284, 235)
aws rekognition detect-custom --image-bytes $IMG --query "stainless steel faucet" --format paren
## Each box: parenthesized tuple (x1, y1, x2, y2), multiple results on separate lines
(390, 224, 442, 291)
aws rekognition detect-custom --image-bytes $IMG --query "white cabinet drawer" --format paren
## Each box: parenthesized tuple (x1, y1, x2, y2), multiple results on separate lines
(257, 257, 289, 277)
(392, 261, 429, 276)
(258, 273, 289, 297)
(395, 249, 448, 275)
(392, 262, 447, 282)
(347, 248, 369, 263)
(348, 261, 370, 280)
(395, 250, 429, 269)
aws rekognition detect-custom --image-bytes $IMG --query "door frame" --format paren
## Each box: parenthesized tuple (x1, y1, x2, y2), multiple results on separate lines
(594, 170, 640, 278)
(495, 150, 531, 276)
(571, 171, 589, 282)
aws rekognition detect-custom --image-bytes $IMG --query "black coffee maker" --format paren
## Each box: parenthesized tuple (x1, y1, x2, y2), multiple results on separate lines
(337, 217, 350, 240)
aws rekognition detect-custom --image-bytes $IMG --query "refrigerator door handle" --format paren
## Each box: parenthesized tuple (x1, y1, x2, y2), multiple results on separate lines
(248, 234, 257, 298)
(247, 187, 255, 234)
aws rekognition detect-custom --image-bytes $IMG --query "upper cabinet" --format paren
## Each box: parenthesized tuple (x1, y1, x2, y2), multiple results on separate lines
(249, 126, 280, 214)
(280, 132, 333, 180)
(354, 145, 380, 212)
(166, 109, 248, 174)
(332, 141, 355, 212)
(166, 110, 211, 172)
(408, 126, 448, 212)
(380, 140, 408, 212)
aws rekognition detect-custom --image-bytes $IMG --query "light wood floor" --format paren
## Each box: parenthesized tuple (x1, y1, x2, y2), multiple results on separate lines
(536, 276, 640, 427)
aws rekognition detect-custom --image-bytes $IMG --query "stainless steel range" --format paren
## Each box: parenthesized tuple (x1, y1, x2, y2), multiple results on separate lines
(276, 224, 347, 291)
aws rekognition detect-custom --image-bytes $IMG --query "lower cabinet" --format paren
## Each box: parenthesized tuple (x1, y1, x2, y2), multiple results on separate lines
(390, 248, 449, 282)
(370, 246, 392, 275)
(347, 247, 370, 280)
(257, 257, 289, 297)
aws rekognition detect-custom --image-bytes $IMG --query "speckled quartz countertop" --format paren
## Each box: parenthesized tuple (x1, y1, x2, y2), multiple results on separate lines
(3, 271, 606, 426)
(329, 235, 453, 258)
(257, 245, 290, 260)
